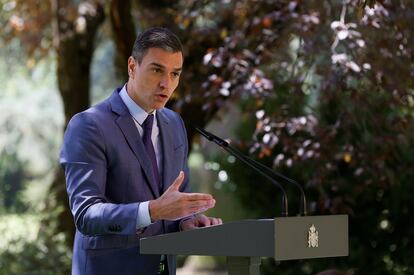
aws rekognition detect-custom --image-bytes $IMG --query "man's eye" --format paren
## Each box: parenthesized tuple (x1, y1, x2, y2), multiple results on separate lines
(172, 72, 180, 78)
(152, 68, 162, 73)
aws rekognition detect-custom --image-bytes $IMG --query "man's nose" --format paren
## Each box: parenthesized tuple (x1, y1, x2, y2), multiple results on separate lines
(159, 76, 171, 90)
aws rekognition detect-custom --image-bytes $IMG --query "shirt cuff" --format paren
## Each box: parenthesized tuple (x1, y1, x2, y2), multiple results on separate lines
(136, 201, 152, 229)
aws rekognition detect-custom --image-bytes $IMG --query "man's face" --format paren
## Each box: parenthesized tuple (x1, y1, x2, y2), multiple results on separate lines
(127, 48, 183, 113)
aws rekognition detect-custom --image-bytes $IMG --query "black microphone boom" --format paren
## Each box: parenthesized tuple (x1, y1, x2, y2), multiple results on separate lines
(229, 145, 308, 216)
(196, 127, 289, 217)
(196, 127, 308, 216)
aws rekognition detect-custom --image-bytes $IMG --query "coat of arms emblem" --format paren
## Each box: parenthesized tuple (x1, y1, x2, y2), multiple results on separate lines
(308, 224, 319, 248)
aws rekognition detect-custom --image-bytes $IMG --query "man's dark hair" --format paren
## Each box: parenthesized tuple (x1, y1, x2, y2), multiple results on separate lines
(131, 27, 183, 64)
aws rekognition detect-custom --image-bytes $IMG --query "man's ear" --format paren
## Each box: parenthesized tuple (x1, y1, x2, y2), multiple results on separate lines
(128, 56, 136, 79)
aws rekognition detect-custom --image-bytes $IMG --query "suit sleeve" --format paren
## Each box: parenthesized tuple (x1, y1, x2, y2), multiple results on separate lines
(60, 112, 139, 236)
(176, 113, 194, 227)
(178, 113, 191, 194)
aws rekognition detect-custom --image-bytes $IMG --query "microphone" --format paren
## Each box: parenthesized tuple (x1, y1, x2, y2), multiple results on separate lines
(196, 127, 289, 217)
(196, 127, 308, 216)
(229, 145, 308, 216)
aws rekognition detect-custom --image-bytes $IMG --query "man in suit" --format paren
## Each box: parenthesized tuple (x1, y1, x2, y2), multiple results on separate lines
(60, 27, 222, 275)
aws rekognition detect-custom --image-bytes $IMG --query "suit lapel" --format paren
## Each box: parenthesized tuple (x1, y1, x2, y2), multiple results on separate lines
(157, 110, 175, 193)
(109, 89, 159, 198)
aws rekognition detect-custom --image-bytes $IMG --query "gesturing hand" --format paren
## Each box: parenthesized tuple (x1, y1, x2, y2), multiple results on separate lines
(149, 171, 216, 221)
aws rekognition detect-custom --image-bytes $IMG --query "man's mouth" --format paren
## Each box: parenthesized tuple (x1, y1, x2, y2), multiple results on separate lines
(155, 94, 168, 101)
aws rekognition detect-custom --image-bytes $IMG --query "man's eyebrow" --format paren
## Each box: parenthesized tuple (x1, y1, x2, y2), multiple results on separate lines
(149, 62, 182, 72)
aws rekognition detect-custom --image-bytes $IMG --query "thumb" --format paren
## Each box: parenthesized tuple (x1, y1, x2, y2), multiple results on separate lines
(167, 171, 184, 192)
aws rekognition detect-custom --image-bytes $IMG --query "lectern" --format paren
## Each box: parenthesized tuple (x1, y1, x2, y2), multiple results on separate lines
(140, 215, 348, 275)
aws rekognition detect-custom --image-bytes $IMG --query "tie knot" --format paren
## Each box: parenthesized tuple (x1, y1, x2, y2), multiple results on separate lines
(143, 114, 154, 131)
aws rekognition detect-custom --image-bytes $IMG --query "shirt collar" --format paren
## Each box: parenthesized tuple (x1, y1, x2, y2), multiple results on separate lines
(119, 84, 156, 126)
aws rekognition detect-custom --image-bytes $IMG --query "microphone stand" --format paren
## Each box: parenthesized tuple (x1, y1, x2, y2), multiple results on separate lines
(226, 145, 308, 216)
(196, 127, 289, 217)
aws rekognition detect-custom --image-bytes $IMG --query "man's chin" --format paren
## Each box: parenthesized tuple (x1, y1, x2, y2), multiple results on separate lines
(153, 103, 167, 110)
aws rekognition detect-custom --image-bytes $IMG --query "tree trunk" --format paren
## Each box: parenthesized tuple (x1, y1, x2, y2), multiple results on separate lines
(45, 0, 105, 248)
(109, 0, 136, 82)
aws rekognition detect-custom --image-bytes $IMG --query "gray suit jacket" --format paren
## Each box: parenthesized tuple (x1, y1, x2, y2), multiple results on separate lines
(60, 87, 190, 275)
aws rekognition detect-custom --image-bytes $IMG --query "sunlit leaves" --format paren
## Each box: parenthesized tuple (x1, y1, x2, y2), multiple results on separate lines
(186, 3, 414, 272)
(1, 0, 52, 59)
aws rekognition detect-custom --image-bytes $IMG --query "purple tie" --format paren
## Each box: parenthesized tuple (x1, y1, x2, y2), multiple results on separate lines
(142, 114, 161, 190)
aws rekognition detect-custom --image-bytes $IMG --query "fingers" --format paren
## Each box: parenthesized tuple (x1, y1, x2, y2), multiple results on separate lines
(182, 193, 214, 201)
(185, 204, 214, 216)
(187, 215, 223, 229)
(180, 215, 223, 231)
(190, 198, 215, 211)
(175, 199, 216, 220)
(180, 218, 198, 231)
(210, 217, 223, 226)
(178, 193, 215, 212)
(179, 196, 216, 219)
(167, 171, 184, 192)
(198, 216, 223, 227)
(184, 222, 198, 230)
(196, 214, 211, 227)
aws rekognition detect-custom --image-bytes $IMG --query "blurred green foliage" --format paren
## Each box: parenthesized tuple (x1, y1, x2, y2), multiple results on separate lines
(0, 151, 27, 212)
(198, 1, 414, 274)
(0, 213, 71, 275)
(0, 44, 70, 273)
(0, 52, 63, 212)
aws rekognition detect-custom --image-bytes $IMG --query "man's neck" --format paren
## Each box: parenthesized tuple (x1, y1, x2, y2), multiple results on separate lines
(125, 81, 154, 114)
